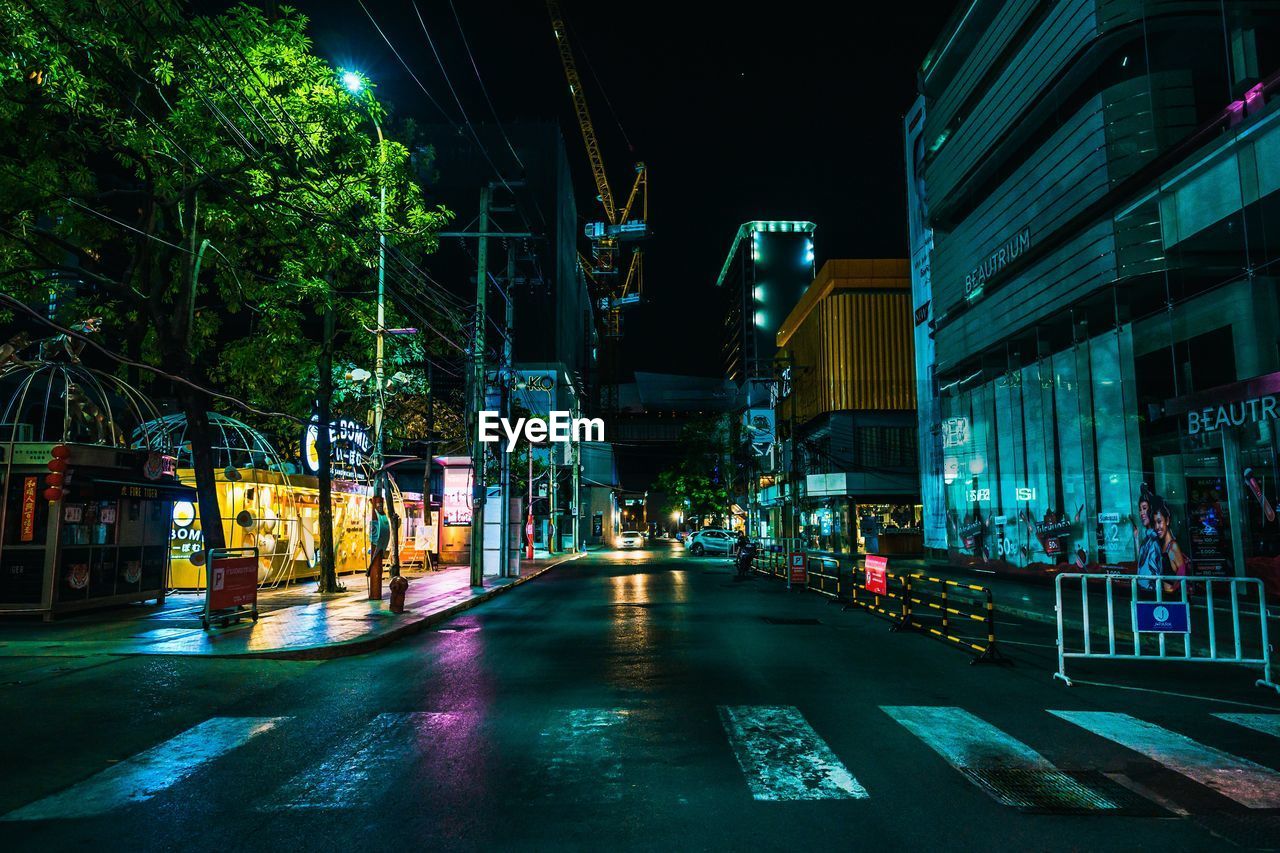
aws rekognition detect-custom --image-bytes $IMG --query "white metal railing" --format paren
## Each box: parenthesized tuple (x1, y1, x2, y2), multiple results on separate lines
(1054, 573, 1277, 693)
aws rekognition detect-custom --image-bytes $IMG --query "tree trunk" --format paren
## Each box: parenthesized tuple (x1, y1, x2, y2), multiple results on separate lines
(316, 303, 340, 593)
(180, 387, 226, 553)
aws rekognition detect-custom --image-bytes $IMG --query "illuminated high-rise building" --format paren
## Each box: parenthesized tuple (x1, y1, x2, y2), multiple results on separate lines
(717, 221, 817, 385)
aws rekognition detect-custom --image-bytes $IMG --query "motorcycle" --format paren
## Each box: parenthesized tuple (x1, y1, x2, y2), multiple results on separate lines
(734, 539, 758, 578)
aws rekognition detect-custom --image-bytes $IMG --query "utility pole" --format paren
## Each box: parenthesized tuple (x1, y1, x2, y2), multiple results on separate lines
(468, 185, 491, 588)
(498, 244, 515, 577)
(571, 389, 581, 552)
(548, 407, 558, 555)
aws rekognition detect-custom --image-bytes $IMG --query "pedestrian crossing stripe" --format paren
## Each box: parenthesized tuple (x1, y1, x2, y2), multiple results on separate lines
(539, 708, 629, 802)
(718, 705, 867, 801)
(1050, 710, 1280, 809)
(881, 706, 1117, 810)
(1212, 713, 1280, 739)
(2, 717, 287, 821)
(261, 712, 459, 810)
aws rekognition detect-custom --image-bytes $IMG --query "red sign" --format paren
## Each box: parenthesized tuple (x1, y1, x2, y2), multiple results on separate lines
(20, 477, 37, 542)
(865, 554, 889, 595)
(208, 555, 257, 610)
(788, 552, 807, 585)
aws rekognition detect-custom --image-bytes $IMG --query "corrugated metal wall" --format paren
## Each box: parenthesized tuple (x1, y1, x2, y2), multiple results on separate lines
(786, 276, 916, 424)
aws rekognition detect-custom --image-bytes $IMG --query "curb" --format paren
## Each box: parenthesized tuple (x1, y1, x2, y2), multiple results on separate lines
(124, 552, 586, 662)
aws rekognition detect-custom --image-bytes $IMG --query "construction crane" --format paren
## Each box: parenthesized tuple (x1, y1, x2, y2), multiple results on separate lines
(547, 0, 647, 412)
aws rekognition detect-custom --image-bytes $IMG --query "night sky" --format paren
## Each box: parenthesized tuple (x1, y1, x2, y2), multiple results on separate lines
(300, 0, 960, 377)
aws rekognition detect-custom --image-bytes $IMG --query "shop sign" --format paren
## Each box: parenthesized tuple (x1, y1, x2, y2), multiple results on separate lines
(941, 417, 970, 449)
(964, 227, 1030, 299)
(142, 452, 177, 481)
(301, 416, 372, 478)
(208, 554, 257, 611)
(1135, 602, 1189, 633)
(864, 554, 888, 595)
(914, 301, 930, 326)
(1186, 395, 1279, 435)
(20, 476, 37, 542)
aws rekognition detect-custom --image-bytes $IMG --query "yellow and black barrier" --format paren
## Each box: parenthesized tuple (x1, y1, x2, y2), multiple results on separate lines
(894, 572, 1009, 664)
(805, 556, 841, 599)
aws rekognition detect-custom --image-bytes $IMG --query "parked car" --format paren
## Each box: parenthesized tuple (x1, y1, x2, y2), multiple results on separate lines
(685, 528, 735, 556)
(617, 530, 645, 549)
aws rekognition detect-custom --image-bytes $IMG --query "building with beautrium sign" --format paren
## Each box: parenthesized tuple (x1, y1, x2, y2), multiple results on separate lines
(913, 0, 1280, 593)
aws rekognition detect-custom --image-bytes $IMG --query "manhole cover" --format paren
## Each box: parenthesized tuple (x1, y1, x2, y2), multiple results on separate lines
(761, 617, 821, 626)
(962, 768, 1150, 814)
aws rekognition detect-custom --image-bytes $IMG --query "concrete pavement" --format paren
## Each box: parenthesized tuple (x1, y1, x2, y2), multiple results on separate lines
(0, 553, 584, 661)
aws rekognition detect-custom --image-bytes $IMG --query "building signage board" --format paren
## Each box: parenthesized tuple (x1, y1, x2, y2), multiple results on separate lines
(964, 227, 1030, 299)
(864, 554, 888, 595)
(941, 417, 970, 449)
(1135, 602, 1189, 633)
(20, 476, 37, 542)
(914, 300, 930, 326)
(301, 416, 372, 478)
(1186, 395, 1278, 435)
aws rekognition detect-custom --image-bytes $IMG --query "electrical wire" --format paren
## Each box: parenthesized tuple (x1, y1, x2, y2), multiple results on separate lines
(0, 290, 306, 424)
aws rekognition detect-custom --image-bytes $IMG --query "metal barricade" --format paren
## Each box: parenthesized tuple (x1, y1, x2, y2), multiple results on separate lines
(751, 539, 800, 579)
(1054, 573, 1277, 692)
(806, 556, 841, 599)
(899, 572, 1007, 664)
(842, 565, 1006, 664)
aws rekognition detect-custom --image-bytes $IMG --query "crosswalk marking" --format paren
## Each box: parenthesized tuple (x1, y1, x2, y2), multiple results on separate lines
(1050, 711, 1280, 809)
(2, 717, 286, 821)
(1213, 713, 1280, 739)
(262, 713, 458, 810)
(881, 706, 1116, 810)
(718, 705, 867, 801)
(539, 709, 629, 802)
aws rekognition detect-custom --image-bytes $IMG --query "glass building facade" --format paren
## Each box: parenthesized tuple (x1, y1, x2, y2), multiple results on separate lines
(915, 0, 1280, 592)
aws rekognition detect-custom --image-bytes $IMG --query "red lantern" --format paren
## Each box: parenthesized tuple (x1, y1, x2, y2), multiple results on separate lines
(45, 446, 71, 501)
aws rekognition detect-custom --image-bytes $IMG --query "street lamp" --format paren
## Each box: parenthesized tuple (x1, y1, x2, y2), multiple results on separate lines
(341, 71, 363, 94)
(340, 69, 388, 489)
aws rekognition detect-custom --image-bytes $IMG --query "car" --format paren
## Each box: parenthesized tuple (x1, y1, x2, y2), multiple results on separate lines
(684, 528, 736, 556)
(616, 530, 645, 549)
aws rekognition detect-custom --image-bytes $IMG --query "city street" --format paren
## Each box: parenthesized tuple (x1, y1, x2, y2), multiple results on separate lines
(1, 544, 1277, 852)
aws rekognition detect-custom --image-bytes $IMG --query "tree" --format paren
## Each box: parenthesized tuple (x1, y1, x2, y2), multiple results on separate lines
(1, 2, 450, 584)
(653, 417, 733, 527)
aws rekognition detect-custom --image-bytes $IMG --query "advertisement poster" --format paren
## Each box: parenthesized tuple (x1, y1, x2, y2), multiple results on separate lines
(1186, 476, 1230, 577)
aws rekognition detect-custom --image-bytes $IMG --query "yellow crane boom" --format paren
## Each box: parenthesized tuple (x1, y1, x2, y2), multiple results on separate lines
(547, 0, 617, 226)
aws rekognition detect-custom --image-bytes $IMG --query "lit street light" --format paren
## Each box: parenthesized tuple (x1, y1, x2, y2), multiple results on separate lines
(341, 67, 394, 576)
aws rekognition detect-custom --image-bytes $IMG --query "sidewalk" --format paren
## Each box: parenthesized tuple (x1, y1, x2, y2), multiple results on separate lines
(0, 553, 584, 661)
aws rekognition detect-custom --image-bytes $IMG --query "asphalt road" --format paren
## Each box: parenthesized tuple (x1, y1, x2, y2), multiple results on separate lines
(1, 544, 1278, 852)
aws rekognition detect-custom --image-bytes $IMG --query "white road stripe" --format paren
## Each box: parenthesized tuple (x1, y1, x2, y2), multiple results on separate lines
(539, 709, 629, 802)
(882, 706, 1116, 809)
(2, 717, 286, 821)
(1213, 713, 1280, 739)
(1050, 711, 1280, 809)
(718, 705, 867, 801)
(262, 712, 457, 810)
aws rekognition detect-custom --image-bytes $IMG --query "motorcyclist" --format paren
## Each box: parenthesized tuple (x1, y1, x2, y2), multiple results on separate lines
(735, 532, 758, 578)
